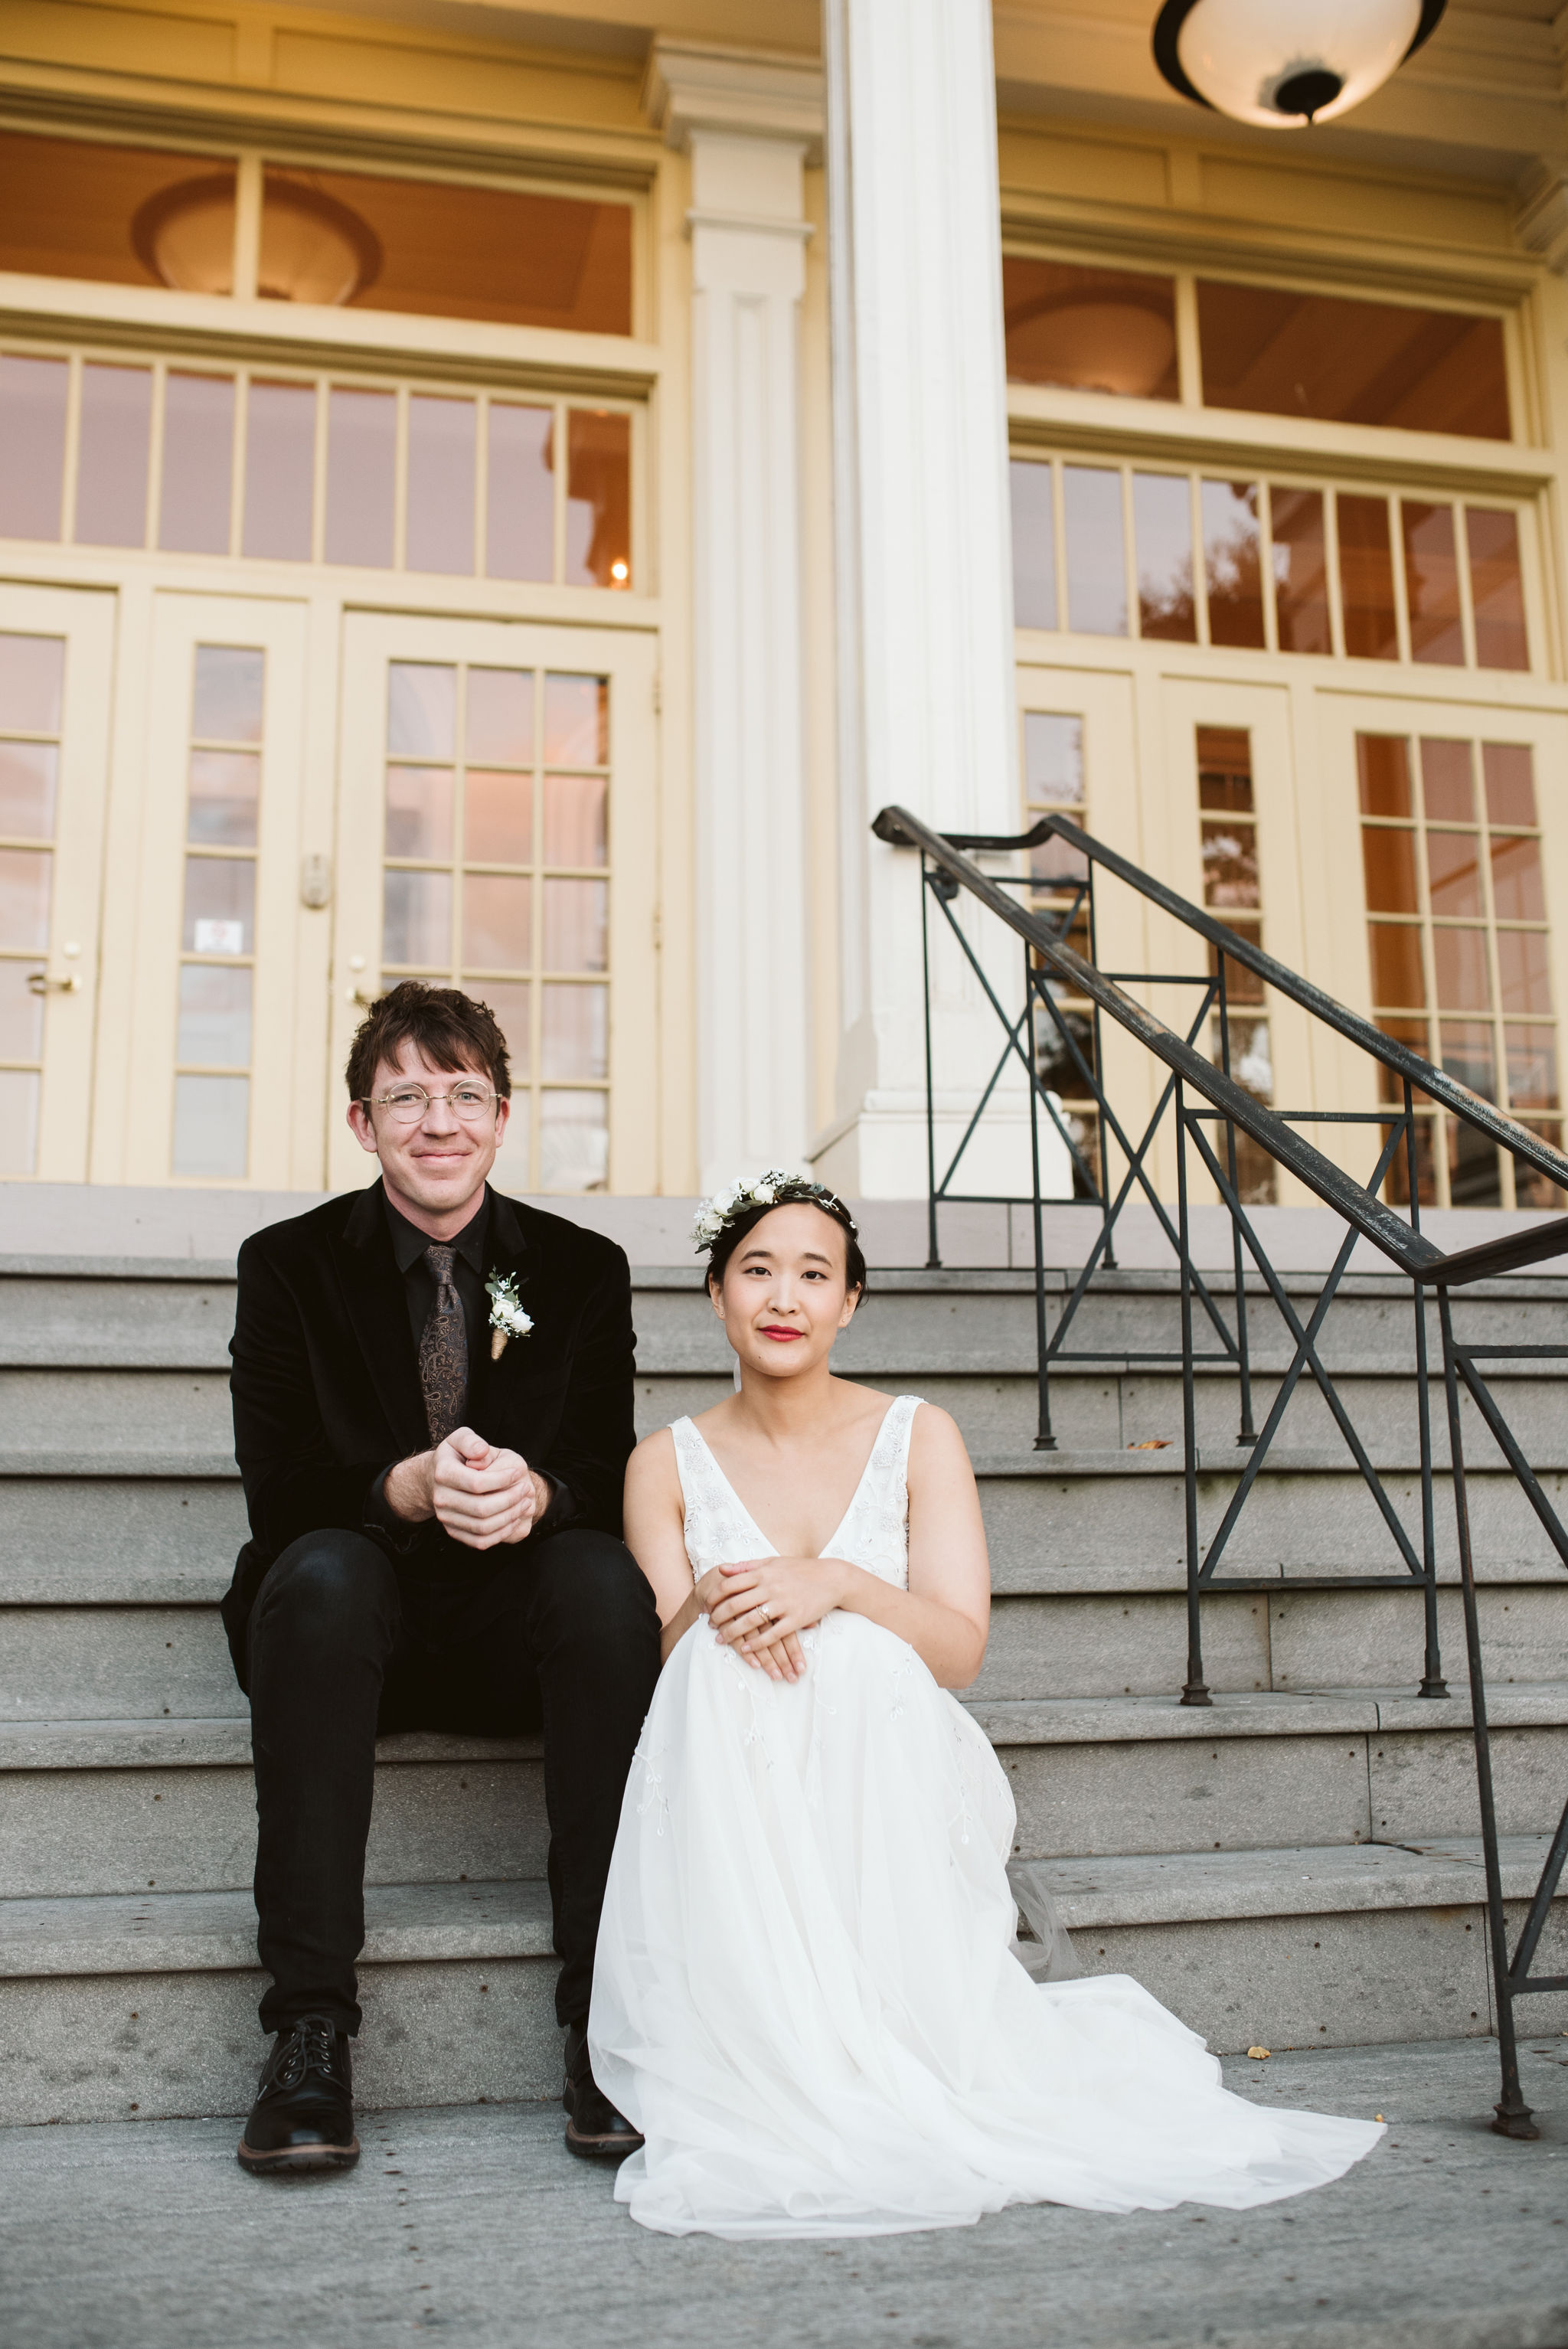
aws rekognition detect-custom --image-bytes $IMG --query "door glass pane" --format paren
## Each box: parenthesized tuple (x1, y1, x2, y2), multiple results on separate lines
(1132, 472, 1194, 642)
(1491, 834, 1544, 923)
(383, 869, 452, 966)
(1200, 823, 1259, 907)
(1466, 510, 1528, 671)
(1439, 1021, 1495, 1100)
(1426, 833, 1482, 920)
(565, 409, 630, 588)
(1200, 480, 1265, 649)
(172, 1073, 248, 1177)
(192, 645, 264, 743)
(487, 404, 554, 583)
(462, 874, 531, 969)
(1367, 923, 1425, 1008)
(0, 961, 44, 1057)
(1337, 495, 1397, 659)
(1446, 1116, 1501, 1206)
(76, 364, 152, 547)
(541, 984, 607, 1080)
(1482, 743, 1536, 827)
(187, 751, 260, 848)
(466, 668, 533, 765)
(1361, 828, 1417, 914)
(1269, 487, 1330, 655)
(0, 356, 67, 540)
(542, 877, 607, 972)
(1420, 738, 1474, 824)
(1401, 501, 1463, 666)
(407, 396, 476, 576)
(465, 772, 532, 864)
(183, 856, 255, 954)
(0, 743, 57, 838)
(539, 1089, 607, 1190)
(480, 978, 530, 1080)
(1497, 929, 1552, 1014)
(543, 675, 608, 765)
(1356, 734, 1411, 819)
(385, 766, 453, 860)
(243, 380, 315, 561)
(0, 1071, 41, 1175)
(177, 962, 252, 1064)
(0, 849, 53, 952)
(543, 775, 606, 867)
(1063, 466, 1126, 636)
(1010, 460, 1056, 629)
(1432, 927, 1491, 1011)
(1504, 1026, 1557, 1109)
(387, 664, 455, 760)
(159, 373, 234, 554)
(325, 387, 395, 568)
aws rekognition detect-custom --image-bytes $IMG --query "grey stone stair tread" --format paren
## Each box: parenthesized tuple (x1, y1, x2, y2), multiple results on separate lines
(0, 1450, 240, 1478)
(1030, 1833, 1563, 1929)
(0, 1257, 240, 1281)
(0, 1877, 554, 1978)
(0, 1718, 542, 1768)
(975, 1683, 1568, 1742)
(971, 1447, 1568, 1476)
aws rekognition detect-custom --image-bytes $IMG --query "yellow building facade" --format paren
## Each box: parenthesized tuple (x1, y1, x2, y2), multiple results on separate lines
(1, 0, 1564, 1217)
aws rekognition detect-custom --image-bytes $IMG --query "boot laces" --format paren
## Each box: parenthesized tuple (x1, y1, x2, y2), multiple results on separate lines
(275, 2016, 338, 2090)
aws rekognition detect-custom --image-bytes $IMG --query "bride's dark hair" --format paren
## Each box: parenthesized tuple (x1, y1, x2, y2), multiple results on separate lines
(703, 1189, 868, 1302)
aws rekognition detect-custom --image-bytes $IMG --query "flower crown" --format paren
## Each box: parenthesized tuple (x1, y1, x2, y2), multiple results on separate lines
(691, 1170, 859, 1255)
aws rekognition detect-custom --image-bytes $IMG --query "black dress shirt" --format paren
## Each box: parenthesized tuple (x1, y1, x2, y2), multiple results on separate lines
(366, 1188, 572, 1553)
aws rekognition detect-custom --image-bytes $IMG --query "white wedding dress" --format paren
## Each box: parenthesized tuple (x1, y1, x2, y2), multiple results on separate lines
(589, 1395, 1383, 2239)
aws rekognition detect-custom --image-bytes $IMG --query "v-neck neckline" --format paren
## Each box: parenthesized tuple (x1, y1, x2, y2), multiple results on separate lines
(684, 1400, 903, 1562)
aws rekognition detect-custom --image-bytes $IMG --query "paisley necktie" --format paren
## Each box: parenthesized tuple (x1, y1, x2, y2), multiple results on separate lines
(418, 1243, 468, 1446)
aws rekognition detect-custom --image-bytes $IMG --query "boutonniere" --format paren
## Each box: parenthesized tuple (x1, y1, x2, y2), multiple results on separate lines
(485, 1270, 533, 1361)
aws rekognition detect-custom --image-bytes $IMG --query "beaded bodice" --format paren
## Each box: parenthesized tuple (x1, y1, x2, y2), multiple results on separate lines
(670, 1395, 921, 1592)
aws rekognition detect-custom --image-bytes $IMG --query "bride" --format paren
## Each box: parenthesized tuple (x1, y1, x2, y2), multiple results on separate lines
(588, 1173, 1383, 2239)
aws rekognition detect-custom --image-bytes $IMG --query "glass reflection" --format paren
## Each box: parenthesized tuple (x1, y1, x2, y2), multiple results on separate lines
(406, 397, 476, 577)
(466, 668, 533, 766)
(1420, 739, 1474, 824)
(543, 877, 607, 972)
(187, 751, 260, 848)
(1426, 833, 1483, 920)
(183, 856, 255, 955)
(383, 868, 451, 966)
(0, 848, 52, 952)
(172, 1072, 248, 1178)
(1337, 495, 1397, 660)
(0, 744, 57, 839)
(462, 874, 531, 969)
(1003, 259, 1178, 399)
(193, 646, 264, 743)
(76, 365, 152, 548)
(1401, 502, 1464, 667)
(243, 380, 315, 562)
(1356, 735, 1411, 821)
(1269, 487, 1330, 655)
(178, 962, 252, 1065)
(325, 387, 395, 568)
(1132, 472, 1194, 642)
(1367, 923, 1425, 1008)
(1201, 480, 1265, 649)
(542, 983, 607, 1080)
(565, 409, 630, 588)
(543, 675, 608, 766)
(0, 1070, 41, 1176)
(159, 373, 234, 555)
(544, 775, 606, 867)
(384, 766, 453, 861)
(1481, 743, 1536, 828)
(387, 664, 456, 760)
(465, 772, 533, 865)
(488, 405, 554, 583)
(540, 1089, 608, 1191)
(0, 960, 44, 1058)
(476, 978, 530, 1080)
(1504, 1026, 1557, 1110)
(1490, 835, 1544, 923)
(0, 357, 67, 541)
(0, 635, 64, 737)
(1010, 461, 1056, 630)
(1360, 828, 1417, 916)
(1063, 466, 1126, 636)
(1432, 927, 1491, 1012)
(1466, 510, 1528, 672)
(1497, 929, 1552, 1015)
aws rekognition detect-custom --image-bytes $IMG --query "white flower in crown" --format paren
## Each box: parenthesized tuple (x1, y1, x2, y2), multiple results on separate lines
(485, 1269, 534, 1361)
(691, 1169, 857, 1255)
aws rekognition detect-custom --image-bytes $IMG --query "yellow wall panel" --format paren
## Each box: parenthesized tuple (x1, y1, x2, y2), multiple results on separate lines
(998, 129, 1168, 212)
(270, 29, 644, 133)
(1200, 158, 1512, 253)
(0, 0, 234, 82)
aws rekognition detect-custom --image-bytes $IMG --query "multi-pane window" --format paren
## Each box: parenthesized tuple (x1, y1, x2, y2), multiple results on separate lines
(381, 662, 611, 1193)
(1359, 733, 1560, 1210)
(1022, 712, 1098, 1196)
(1196, 727, 1275, 1207)
(173, 646, 263, 1178)
(0, 633, 64, 1174)
(1010, 457, 1528, 675)
(0, 350, 634, 591)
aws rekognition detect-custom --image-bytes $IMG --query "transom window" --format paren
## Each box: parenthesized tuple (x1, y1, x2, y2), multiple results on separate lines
(380, 661, 611, 1193)
(1010, 456, 1528, 674)
(1358, 733, 1560, 1211)
(0, 348, 634, 590)
(0, 632, 63, 1174)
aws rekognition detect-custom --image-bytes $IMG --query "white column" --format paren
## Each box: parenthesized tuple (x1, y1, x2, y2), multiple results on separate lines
(814, 0, 1060, 1201)
(646, 42, 824, 1193)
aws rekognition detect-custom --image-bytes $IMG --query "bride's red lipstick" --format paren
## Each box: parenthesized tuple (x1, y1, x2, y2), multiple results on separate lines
(760, 1323, 805, 1341)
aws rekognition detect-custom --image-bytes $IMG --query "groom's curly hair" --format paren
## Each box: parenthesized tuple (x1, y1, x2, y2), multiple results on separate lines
(346, 979, 512, 1104)
(704, 1193, 868, 1303)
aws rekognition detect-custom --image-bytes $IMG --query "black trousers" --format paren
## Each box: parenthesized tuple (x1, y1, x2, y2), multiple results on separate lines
(245, 1524, 661, 2038)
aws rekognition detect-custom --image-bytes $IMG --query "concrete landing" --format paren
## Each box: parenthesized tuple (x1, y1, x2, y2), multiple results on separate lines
(2, 2039, 1565, 2349)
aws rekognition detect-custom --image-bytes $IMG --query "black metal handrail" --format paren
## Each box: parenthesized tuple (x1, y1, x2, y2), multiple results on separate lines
(874, 799, 1568, 2141)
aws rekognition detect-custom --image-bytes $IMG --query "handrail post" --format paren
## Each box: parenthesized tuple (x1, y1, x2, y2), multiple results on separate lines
(1437, 1286, 1537, 2137)
(1406, 1080, 1447, 1698)
(1025, 947, 1055, 1449)
(919, 853, 941, 1271)
(1086, 864, 1116, 1268)
(1216, 951, 1256, 1447)
(1177, 1081, 1210, 1705)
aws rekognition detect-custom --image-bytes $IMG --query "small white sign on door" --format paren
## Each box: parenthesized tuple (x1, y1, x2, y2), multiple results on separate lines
(194, 919, 244, 956)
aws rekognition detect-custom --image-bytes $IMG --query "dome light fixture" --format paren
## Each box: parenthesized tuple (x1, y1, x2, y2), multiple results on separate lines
(132, 174, 381, 305)
(1152, 0, 1448, 129)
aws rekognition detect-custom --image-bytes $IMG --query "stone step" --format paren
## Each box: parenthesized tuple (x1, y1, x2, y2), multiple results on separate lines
(4, 1689, 1563, 1897)
(3, 1577, 1563, 1721)
(2, 1834, 1560, 2124)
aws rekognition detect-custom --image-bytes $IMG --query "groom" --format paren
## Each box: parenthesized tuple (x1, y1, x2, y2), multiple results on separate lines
(222, 980, 659, 2173)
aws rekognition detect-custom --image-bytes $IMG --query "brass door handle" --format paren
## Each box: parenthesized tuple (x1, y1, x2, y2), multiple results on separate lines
(28, 972, 81, 995)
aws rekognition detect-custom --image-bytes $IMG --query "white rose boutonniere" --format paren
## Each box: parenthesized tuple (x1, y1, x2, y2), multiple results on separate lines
(485, 1271, 534, 1361)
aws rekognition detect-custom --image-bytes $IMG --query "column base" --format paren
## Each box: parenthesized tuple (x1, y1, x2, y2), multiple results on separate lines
(809, 1094, 1073, 1202)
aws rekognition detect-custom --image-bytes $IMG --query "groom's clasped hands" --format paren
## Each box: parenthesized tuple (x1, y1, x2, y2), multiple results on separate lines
(384, 1424, 552, 1550)
(699, 1555, 848, 1684)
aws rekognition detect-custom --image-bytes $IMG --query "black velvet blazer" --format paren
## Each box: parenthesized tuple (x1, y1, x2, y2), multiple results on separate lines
(221, 1180, 637, 1686)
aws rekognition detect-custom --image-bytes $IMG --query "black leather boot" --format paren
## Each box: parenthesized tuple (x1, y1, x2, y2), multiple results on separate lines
(237, 2016, 360, 2175)
(562, 2024, 643, 2164)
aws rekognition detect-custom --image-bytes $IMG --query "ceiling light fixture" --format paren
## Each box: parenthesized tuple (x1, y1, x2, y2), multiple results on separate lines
(132, 174, 381, 304)
(1152, 0, 1448, 129)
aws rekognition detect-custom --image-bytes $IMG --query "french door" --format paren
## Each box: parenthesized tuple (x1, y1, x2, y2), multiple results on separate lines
(330, 612, 658, 1196)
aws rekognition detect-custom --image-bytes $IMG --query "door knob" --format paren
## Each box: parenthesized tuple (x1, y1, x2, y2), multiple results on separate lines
(28, 972, 81, 995)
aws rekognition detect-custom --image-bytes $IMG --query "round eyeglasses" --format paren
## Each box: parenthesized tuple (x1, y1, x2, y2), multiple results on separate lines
(363, 1083, 500, 1125)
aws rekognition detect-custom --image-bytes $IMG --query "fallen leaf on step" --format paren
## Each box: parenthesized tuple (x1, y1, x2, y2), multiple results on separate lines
(1127, 1439, 1172, 1450)
(1246, 2047, 1270, 2060)
(1375, 2115, 1384, 2123)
